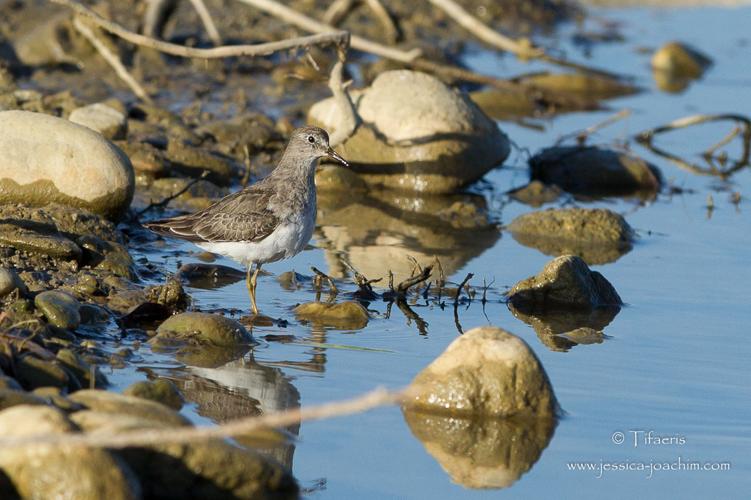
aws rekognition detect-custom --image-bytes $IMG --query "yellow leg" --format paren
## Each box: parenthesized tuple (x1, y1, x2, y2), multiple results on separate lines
(247, 263, 262, 315)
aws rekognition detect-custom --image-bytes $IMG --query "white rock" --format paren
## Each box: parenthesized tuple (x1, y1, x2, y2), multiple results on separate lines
(0, 110, 134, 219)
(69, 103, 127, 140)
(309, 70, 510, 193)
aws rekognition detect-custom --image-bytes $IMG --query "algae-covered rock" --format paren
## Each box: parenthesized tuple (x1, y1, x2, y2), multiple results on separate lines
(508, 180, 563, 207)
(309, 70, 510, 193)
(508, 207, 634, 264)
(0, 223, 82, 260)
(124, 379, 184, 410)
(69, 102, 127, 140)
(56, 348, 107, 388)
(69, 398, 297, 499)
(406, 326, 558, 417)
(507, 255, 622, 310)
(294, 301, 370, 329)
(529, 146, 662, 196)
(15, 355, 71, 390)
(0, 110, 135, 219)
(155, 312, 252, 347)
(515, 72, 640, 99)
(403, 408, 555, 489)
(119, 438, 298, 499)
(68, 389, 191, 427)
(34, 290, 81, 329)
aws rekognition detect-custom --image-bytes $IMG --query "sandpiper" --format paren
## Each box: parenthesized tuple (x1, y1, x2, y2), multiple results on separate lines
(144, 126, 348, 314)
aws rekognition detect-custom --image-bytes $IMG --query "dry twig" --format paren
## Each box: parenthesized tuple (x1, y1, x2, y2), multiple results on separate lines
(52, 0, 350, 59)
(428, 0, 623, 78)
(186, 0, 223, 46)
(0, 387, 406, 449)
(236, 0, 420, 62)
(136, 170, 211, 219)
(72, 17, 152, 102)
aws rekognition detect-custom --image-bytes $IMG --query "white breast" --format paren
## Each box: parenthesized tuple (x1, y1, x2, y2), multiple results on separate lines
(197, 196, 316, 267)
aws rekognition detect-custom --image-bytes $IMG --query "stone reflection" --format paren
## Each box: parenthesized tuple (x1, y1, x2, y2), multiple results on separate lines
(508, 302, 620, 352)
(171, 354, 300, 470)
(316, 189, 500, 283)
(403, 408, 556, 489)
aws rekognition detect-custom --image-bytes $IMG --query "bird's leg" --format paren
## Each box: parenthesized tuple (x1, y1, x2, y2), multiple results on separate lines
(246, 264, 258, 315)
(248, 263, 262, 315)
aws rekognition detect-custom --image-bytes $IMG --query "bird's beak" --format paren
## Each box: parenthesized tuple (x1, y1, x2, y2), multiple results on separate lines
(325, 147, 349, 167)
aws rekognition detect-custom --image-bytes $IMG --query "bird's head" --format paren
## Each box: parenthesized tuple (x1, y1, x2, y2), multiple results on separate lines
(289, 126, 349, 167)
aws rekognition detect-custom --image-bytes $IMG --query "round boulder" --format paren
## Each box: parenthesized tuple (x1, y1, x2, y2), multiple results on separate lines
(0, 110, 135, 220)
(406, 326, 558, 417)
(309, 70, 510, 193)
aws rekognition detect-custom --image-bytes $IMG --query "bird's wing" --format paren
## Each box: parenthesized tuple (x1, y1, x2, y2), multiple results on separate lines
(144, 185, 280, 243)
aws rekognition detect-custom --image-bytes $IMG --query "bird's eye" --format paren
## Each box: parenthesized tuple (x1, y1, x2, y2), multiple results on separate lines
(307, 136, 315, 143)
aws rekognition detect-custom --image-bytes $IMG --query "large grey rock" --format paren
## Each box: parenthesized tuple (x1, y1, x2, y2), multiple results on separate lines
(0, 110, 135, 219)
(507, 255, 622, 310)
(309, 70, 510, 193)
(508, 207, 634, 264)
(406, 326, 557, 417)
(0, 404, 76, 437)
(69, 103, 127, 140)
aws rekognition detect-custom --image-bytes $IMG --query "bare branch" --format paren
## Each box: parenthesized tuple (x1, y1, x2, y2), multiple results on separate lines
(328, 48, 359, 147)
(235, 0, 420, 63)
(0, 387, 406, 449)
(51, 0, 350, 59)
(73, 17, 153, 102)
(186, 0, 223, 46)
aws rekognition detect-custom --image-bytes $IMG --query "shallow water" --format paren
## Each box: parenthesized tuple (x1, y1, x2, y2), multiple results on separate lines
(114, 5, 750, 498)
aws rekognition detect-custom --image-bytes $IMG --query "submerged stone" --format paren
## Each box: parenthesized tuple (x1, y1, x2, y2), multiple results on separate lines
(406, 326, 558, 418)
(529, 146, 662, 196)
(0, 110, 135, 219)
(652, 41, 712, 79)
(124, 379, 184, 410)
(156, 312, 252, 347)
(507, 255, 622, 310)
(309, 70, 510, 193)
(294, 301, 370, 330)
(508, 207, 634, 264)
